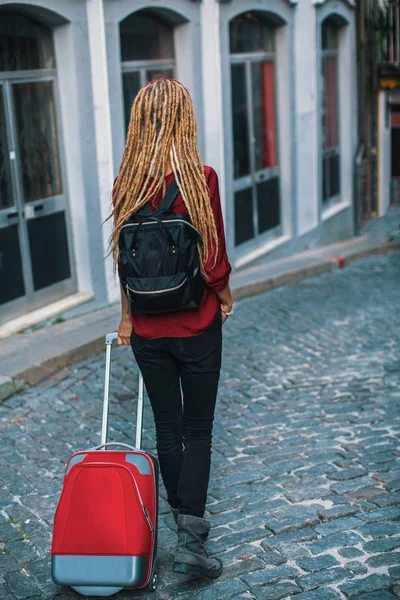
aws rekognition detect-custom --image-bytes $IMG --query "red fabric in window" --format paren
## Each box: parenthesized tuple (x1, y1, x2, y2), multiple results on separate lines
(261, 61, 276, 168)
(113, 166, 231, 339)
(326, 58, 338, 148)
(391, 113, 400, 127)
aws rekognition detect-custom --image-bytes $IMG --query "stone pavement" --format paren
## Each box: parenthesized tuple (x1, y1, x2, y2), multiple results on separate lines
(0, 251, 399, 600)
(2, 235, 400, 395)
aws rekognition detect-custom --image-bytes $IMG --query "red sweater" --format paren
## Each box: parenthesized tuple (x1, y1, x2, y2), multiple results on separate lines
(114, 166, 231, 339)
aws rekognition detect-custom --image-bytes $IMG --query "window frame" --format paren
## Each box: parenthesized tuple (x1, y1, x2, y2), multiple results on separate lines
(120, 13, 176, 132)
(0, 10, 77, 320)
(320, 21, 341, 210)
(315, 3, 356, 226)
(218, 1, 295, 268)
(229, 25, 282, 249)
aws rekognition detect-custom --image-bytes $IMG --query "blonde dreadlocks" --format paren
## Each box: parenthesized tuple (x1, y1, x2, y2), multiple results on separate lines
(106, 78, 219, 272)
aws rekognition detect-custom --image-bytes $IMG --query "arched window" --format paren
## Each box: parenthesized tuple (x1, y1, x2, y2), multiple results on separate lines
(321, 17, 340, 205)
(120, 10, 176, 131)
(0, 12, 54, 71)
(230, 12, 280, 248)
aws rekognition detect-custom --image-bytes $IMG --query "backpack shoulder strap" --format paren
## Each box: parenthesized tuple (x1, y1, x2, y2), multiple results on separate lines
(155, 180, 180, 214)
(135, 180, 180, 217)
(135, 203, 152, 216)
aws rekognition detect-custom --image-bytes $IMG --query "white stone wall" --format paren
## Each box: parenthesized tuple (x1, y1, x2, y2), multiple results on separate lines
(0, 0, 360, 325)
(294, 0, 319, 236)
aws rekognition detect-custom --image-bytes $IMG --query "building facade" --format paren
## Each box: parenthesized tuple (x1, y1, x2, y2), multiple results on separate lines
(354, 0, 400, 232)
(0, 0, 358, 331)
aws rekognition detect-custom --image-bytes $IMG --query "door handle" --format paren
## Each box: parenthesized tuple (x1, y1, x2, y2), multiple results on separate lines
(24, 204, 45, 219)
(255, 173, 268, 184)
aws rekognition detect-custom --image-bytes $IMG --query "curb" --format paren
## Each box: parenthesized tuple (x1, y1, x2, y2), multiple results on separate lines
(19, 337, 107, 387)
(233, 260, 337, 301)
(0, 338, 107, 403)
(338, 240, 400, 265)
(0, 375, 28, 403)
(233, 240, 400, 302)
(1, 240, 399, 402)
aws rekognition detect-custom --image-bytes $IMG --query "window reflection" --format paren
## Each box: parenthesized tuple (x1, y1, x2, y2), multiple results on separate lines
(120, 12, 174, 62)
(322, 21, 339, 51)
(0, 13, 54, 71)
(231, 64, 250, 179)
(13, 82, 62, 203)
(120, 10, 176, 132)
(230, 12, 275, 54)
(321, 19, 340, 203)
(123, 72, 141, 131)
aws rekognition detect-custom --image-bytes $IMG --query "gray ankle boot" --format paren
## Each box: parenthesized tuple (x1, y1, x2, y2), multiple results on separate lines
(170, 507, 209, 540)
(173, 514, 223, 579)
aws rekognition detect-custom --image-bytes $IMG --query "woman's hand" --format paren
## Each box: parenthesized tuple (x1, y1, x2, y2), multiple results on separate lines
(220, 301, 233, 325)
(217, 284, 233, 327)
(221, 309, 229, 325)
(117, 316, 132, 346)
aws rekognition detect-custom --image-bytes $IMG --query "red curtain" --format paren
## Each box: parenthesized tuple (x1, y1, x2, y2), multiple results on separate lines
(391, 112, 400, 127)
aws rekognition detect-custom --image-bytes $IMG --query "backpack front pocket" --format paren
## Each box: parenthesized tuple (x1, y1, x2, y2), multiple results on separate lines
(126, 274, 192, 313)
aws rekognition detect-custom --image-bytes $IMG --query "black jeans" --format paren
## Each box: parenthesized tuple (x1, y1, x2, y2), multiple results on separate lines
(130, 314, 222, 518)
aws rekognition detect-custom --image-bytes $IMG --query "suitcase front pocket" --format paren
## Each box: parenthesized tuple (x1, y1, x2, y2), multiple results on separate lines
(53, 463, 153, 556)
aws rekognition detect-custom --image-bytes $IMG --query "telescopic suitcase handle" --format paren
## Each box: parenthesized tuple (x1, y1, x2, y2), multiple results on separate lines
(101, 331, 144, 450)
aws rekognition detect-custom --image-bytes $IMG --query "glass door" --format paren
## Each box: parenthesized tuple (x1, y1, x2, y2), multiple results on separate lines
(251, 61, 281, 237)
(0, 11, 76, 325)
(0, 84, 26, 307)
(230, 12, 281, 252)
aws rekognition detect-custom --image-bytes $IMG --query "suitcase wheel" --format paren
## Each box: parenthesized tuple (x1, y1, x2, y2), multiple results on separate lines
(147, 573, 158, 592)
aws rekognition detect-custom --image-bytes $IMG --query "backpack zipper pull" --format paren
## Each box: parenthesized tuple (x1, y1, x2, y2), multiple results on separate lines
(126, 285, 131, 314)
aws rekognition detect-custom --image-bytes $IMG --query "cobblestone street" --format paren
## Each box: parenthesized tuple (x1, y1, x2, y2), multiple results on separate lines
(0, 251, 399, 600)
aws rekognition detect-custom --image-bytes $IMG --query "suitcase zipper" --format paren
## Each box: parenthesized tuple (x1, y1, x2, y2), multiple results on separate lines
(142, 506, 153, 534)
(126, 277, 187, 296)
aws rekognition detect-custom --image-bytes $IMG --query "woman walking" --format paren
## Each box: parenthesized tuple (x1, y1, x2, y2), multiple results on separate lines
(109, 78, 232, 579)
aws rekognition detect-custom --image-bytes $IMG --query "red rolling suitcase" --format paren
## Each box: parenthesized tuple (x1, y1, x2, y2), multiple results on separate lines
(51, 332, 159, 596)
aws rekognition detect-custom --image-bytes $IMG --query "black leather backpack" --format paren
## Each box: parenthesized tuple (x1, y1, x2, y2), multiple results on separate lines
(118, 181, 204, 314)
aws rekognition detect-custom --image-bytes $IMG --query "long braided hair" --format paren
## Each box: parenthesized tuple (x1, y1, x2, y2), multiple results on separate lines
(107, 78, 218, 272)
